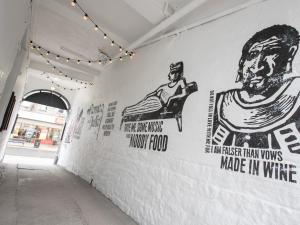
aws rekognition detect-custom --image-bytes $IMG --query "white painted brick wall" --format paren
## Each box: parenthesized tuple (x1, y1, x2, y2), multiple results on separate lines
(58, 1, 300, 224)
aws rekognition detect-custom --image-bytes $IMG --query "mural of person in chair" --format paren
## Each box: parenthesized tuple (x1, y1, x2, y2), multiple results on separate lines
(121, 61, 198, 132)
(212, 24, 300, 153)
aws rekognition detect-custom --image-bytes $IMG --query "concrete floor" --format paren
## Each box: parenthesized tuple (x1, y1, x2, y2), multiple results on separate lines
(0, 163, 137, 225)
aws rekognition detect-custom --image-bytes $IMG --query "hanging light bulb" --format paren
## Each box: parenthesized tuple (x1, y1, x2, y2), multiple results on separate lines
(52, 66, 56, 71)
(56, 55, 60, 60)
(110, 41, 114, 46)
(70, 0, 76, 7)
(125, 51, 128, 56)
(119, 57, 123, 61)
(129, 53, 133, 59)
(66, 58, 70, 62)
(103, 33, 107, 39)
(88, 61, 91, 65)
(109, 59, 112, 63)
(46, 51, 50, 56)
(119, 46, 123, 52)
(77, 60, 80, 64)
(59, 71, 62, 74)
(83, 13, 88, 20)
(46, 60, 50, 64)
(37, 46, 41, 50)
(132, 52, 136, 56)
(98, 60, 102, 64)
(94, 25, 99, 31)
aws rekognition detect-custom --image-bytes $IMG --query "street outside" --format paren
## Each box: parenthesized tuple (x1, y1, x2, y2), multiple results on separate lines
(3, 143, 57, 165)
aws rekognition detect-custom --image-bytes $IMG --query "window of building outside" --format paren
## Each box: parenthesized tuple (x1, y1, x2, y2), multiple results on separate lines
(8, 101, 68, 151)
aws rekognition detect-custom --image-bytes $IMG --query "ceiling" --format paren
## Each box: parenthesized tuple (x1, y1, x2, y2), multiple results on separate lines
(28, 0, 255, 87)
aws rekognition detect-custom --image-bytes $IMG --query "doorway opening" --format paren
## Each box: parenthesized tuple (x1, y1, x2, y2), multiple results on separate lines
(3, 89, 70, 165)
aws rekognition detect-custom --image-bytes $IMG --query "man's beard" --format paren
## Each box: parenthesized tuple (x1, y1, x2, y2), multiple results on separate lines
(242, 75, 284, 97)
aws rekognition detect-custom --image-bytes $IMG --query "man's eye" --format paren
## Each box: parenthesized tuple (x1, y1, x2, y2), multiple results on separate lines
(248, 51, 259, 59)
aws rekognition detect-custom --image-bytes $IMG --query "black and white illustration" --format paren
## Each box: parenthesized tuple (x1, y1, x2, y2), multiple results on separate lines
(86, 103, 104, 140)
(73, 108, 85, 140)
(120, 61, 198, 132)
(212, 25, 300, 153)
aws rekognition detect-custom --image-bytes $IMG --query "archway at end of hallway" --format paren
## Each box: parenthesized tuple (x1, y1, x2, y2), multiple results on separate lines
(3, 89, 71, 166)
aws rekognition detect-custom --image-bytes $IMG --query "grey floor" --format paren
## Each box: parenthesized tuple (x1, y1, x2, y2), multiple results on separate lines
(0, 163, 137, 225)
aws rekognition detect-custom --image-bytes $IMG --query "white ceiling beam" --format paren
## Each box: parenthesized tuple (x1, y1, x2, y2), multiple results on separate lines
(126, 0, 207, 50)
(139, 0, 267, 48)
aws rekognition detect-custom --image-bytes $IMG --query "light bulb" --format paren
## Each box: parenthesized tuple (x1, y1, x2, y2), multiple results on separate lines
(56, 55, 60, 60)
(98, 60, 102, 64)
(66, 58, 70, 62)
(119, 46, 123, 52)
(103, 34, 107, 39)
(88, 61, 91, 65)
(83, 13, 88, 20)
(51, 86, 55, 91)
(119, 57, 123, 61)
(109, 59, 112, 63)
(77, 60, 80, 64)
(125, 51, 128, 56)
(71, 0, 76, 7)
(46, 51, 50, 56)
(94, 25, 99, 31)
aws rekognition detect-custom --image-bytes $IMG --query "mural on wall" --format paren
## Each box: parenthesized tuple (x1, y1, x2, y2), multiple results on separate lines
(87, 103, 104, 140)
(121, 61, 198, 152)
(73, 108, 85, 140)
(102, 101, 118, 137)
(206, 25, 300, 183)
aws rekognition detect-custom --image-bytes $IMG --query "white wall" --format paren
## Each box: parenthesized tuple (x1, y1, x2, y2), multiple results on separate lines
(0, 0, 31, 159)
(0, 0, 30, 100)
(0, 37, 29, 159)
(58, 1, 300, 224)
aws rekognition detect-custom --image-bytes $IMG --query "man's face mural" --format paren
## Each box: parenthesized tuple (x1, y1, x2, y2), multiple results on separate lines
(237, 25, 299, 96)
(239, 37, 291, 94)
(168, 62, 183, 82)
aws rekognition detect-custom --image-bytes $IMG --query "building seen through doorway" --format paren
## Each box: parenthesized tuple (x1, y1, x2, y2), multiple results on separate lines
(4, 101, 68, 165)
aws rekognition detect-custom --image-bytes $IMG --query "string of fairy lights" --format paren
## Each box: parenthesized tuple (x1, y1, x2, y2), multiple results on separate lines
(32, 46, 93, 91)
(29, 0, 137, 91)
(40, 71, 86, 91)
(69, 0, 135, 61)
(30, 39, 135, 65)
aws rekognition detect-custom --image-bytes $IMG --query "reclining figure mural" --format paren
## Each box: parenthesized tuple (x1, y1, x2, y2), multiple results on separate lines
(120, 61, 198, 132)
